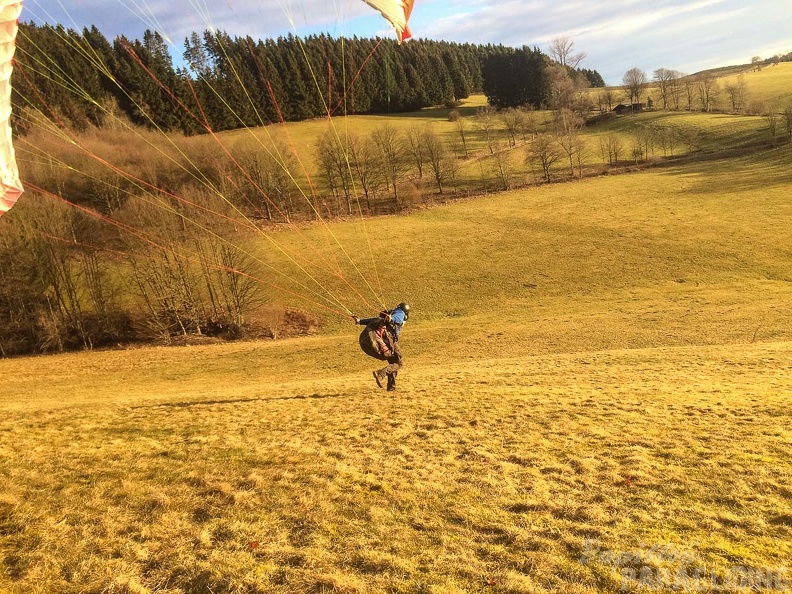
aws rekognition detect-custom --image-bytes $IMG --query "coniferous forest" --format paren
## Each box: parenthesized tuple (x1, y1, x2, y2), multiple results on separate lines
(14, 22, 603, 134)
(15, 24, 477, 132)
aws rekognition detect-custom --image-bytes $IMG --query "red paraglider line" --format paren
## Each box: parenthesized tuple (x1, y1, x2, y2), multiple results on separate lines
(37, 230, 129, 258)
(123, 43, 292, 224)
(15, 58, 375, 314)
(122, 44, 378, 312)
(262, 78, 326, 218)
(16, 32, 381, 316)
(195, 73, 377, 311)
(25, 182, 353, 318)
(225, 30, 386, 311)
(238, 40, 323, 212)
(330, 38, 384, 117)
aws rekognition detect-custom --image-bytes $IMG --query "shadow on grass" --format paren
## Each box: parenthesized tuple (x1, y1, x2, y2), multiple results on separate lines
(769, 514, 792, 526)
(655, 142, 792, 193)
(383, 104, 480, 120)
(132, 392, 346, 409)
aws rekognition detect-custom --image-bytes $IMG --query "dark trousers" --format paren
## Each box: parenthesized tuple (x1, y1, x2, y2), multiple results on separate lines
(379, 340, 402, 379)
(360, 327, 403, 384)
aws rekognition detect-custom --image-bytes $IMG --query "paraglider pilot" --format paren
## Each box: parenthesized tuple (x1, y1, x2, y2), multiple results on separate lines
(353, 303, 410, 391)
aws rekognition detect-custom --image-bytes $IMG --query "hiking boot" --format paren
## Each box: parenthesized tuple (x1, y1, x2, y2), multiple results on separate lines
(372, 370, 385, 388)
(387, 376, 396, 392)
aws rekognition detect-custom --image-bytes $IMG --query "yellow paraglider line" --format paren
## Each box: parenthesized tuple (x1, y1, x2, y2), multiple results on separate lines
(26, 181, 353, 318)
(280, 12, 389, 309)
(15, 130, 357, 316)
(17, 24, 387, 314)
(13, 50, 366, 316)
(105, 16, 381, 314)
(121, 46, 383, 312)
(187, 4, 387, 311)
(17, 1, 408, 317)
(339, 33, 387, 309)
(182, 0, 350, 270)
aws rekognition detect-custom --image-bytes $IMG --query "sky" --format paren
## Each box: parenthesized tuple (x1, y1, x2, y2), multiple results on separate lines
(26, 0, 792, 85)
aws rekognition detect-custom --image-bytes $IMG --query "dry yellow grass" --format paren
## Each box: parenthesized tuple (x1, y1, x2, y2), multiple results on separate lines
(2, 136, 792, 592)
(718, 62, 792, 106)
(2, 340, 791, 593)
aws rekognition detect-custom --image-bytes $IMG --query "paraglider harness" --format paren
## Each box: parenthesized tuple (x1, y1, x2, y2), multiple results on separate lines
(358, 310, 401, 360)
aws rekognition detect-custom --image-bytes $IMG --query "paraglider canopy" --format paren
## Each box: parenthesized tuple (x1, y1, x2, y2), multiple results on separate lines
(0, 0, 23, 216)
(361, 0, 414, 42)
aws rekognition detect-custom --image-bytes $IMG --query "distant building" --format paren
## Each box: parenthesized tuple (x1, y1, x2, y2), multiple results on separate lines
(612, 103, 644, 115)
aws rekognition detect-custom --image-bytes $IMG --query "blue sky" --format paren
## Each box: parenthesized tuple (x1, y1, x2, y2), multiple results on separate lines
(26, 0, 792, 85)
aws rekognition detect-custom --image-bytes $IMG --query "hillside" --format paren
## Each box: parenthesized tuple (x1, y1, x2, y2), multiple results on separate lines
(716, 62, 792, 106)
(601, 61, 792, 112)
(2, 142, 791, 593)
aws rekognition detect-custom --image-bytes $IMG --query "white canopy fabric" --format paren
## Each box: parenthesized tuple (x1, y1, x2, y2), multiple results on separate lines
(0, 0, 23, 216)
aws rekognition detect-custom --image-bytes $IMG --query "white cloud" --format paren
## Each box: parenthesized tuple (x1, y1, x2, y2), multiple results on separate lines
(25, 0, 792, 84)
(418, 0, 792, 84)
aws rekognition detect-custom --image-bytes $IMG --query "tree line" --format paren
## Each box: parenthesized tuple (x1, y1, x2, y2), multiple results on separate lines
(0, 189, 313, 357)
(15, 23, 491, 132)
(0, 99, 639, 357)
(598, 65, 792, 120)
(14, 22, 603, 135)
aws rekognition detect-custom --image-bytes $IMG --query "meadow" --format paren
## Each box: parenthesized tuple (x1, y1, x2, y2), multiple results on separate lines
(718, 62, 792, 107)
(2, 109, 791, 594)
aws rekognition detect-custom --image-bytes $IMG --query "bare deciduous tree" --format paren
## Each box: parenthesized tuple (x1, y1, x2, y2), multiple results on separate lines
(657, 126, 680, 156)
(193, 233, 260, 332)
(653, 68, 677, 109)
(695, 73, 719, 112)
(622, 67, 648, 107)
(490, 141, 514, 190)
(630, 125, 657, 163)
(242, 143, 298, 222)
(682, 77, 696, 111)
(554, 108, 584, 177)
(422, 126, 457, 194)
(598, 133, 623, 165)
(527, 133, 561, 182)
(763, 104, 780, 145)
(783, 103, 792, 143)
(372, 123, 405, 206)
(599, 88, 615, 112)
(454, 116, 470, 159)
(316, 130, 354, 215)
(573, 136, 588, 179)
(724, 74, 748, 113)
(349, 133, 383, 212)
(549, 35, 586, 69)
(500, 108, 523, 148)
(405, 124, 428, 178)
(475, 105, 498, 155)
(518, 105, 540, 140)
(548, 64, 576, 111)
(667, 71, 684, 110)
(678, 126, 704, 151)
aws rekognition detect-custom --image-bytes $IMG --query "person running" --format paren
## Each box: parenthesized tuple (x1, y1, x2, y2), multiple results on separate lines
(353, 302, 410, 391)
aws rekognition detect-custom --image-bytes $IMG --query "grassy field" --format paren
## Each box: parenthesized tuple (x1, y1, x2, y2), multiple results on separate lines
(717, 63, 792, 106)
(2, 127, 792, 593)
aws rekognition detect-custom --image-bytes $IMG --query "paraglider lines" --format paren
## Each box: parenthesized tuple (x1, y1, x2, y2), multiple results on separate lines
(14, 35, 381, 316)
